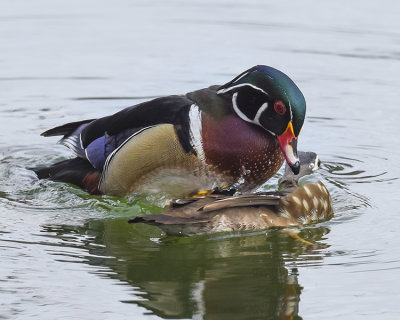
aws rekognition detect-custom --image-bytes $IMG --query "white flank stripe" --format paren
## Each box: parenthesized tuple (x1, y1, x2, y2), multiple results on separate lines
(99, 126, 155, 188)
(189, 104, 206, 162)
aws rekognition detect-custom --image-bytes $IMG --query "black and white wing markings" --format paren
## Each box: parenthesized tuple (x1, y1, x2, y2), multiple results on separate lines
(79, 95, 194, 148)
(41, 95, 196, 163)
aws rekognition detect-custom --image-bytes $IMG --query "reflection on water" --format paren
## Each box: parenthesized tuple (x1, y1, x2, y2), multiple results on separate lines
(0, 91, 387, 319)
(42, 219, 331, 319)
(0, 83, 395, 319)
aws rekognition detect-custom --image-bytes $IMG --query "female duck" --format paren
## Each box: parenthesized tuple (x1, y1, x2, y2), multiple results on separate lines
(129, 152, 333, 236)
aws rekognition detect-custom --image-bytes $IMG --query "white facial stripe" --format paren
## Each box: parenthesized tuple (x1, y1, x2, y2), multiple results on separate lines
(233, 93, 275, 136)
(231, 70, 251, 83)
(189, 104, 205, 162)
(232, 92, 253, 123)
(220, 83, 280, 136)
(253, 102, 268, 125)
(232, 93, 276, 136)
(217, 83, 269, 96)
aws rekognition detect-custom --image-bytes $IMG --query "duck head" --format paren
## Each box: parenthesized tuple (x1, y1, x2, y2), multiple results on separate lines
(280, 151, 321, 188)
(217, 65, 306, 174)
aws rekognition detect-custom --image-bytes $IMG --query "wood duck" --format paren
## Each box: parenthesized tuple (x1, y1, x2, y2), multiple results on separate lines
(32, 65, 306, 198)
(129, 152, 333, 236)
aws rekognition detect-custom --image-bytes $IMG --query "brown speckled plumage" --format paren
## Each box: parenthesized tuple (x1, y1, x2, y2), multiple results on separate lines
(202, 114, 284, 190)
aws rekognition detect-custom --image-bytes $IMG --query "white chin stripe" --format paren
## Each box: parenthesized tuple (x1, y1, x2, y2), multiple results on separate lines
(189, 104, 205, 162)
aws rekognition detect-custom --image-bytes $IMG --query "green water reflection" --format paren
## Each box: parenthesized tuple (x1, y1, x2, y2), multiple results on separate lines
(43, 219, 330, 319)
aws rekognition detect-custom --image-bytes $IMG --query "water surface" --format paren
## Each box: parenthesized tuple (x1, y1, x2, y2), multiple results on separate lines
(1, 0, 400, 319)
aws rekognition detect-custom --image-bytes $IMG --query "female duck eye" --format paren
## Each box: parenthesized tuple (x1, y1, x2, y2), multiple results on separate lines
(274, 101, 286, 115)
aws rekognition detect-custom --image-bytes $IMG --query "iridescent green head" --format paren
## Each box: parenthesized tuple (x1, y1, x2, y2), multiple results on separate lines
(217, 65, 306, 174)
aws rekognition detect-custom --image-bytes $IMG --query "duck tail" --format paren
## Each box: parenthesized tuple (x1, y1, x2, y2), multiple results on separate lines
(41, 119, 94, 138)
(30, 157, 101, 195)
(41, 119, 95, 159)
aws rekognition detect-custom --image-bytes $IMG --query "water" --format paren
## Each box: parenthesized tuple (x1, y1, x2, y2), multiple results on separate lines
(1, 0, 400, 319)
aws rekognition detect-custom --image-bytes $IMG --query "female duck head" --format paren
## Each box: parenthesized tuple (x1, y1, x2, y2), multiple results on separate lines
(280, 151, 321, 188)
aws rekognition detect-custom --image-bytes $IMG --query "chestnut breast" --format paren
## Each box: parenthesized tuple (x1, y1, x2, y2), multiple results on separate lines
(201, 114, 284, 189)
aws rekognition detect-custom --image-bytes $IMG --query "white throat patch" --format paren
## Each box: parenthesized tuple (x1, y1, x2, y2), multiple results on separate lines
(188, 104, 206, 162)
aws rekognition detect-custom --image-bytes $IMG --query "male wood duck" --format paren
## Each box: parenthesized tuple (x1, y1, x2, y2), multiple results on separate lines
(32, 65, 306, 198)
(129, 152, 333, 236)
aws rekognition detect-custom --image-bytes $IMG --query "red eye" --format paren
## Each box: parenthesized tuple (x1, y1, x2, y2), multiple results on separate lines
(274, 101, 286, 115)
